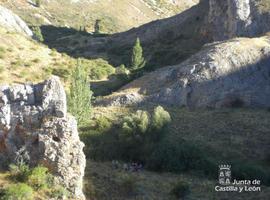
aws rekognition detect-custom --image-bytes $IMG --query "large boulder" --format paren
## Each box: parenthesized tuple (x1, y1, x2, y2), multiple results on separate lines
(0, 76, 85, 200)
(99, 36, 270, 108)
(0, 5, 33, 37)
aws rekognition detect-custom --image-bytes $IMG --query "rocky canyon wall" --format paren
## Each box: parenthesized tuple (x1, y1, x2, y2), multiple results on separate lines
(0, 76, 86, 200)
(206, 0, 270, 40)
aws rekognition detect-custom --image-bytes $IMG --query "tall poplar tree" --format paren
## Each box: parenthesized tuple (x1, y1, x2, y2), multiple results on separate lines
(68, 60, 92, 125)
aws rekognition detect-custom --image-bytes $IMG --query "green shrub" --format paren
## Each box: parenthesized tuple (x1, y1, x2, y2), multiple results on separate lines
(170, 181, 190, 199)
(9, 163, 31, 182)
(2, 183, 33, 200)
(95, 116, 112, 132)
(122, 110, 150, 136)
(32, 26, 44, 42)
(115, 64, 129, 75)
(68, 60, 93, 125)
(87, 59, 115, 80)
(152, 106, 171, 130)
(27, 166, 49, 190)
(49, 185, 69, 199)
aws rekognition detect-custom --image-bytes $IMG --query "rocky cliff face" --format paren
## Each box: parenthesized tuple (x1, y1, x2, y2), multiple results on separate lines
(100, 36, 270, 108)
(206, 0, 270, 40)
(0, 76, 85, 200)
(0, 5, 32, 37)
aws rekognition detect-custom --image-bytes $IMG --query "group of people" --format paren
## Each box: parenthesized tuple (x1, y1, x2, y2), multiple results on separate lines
(112, 160, 143, 172)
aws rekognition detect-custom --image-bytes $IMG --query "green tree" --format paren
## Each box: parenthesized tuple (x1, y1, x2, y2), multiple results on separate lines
(68, 60, 92, 125)
(130, 38, 146, 70)
(94, 19, 101, 34)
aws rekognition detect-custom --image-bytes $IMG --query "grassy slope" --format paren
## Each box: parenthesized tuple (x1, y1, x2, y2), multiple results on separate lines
(0, 27, 75, 84)
(0, 0, 203, 71)
(37, 1, 207, 72)
(0, 26, 117, 88)
(0, 0, 198, 33)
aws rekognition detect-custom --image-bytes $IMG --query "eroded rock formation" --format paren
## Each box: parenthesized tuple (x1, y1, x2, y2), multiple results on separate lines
(0, 76, 85, 200)
(206, 0, 270, 40)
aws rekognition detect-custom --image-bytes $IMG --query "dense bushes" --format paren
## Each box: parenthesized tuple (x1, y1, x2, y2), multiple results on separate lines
(87, 59, 115, 80)
(27, 166, 50, 190)
(81, 105, 172, 163)
(121, 110, 150, 136)
(1, 183, 34, 200)
(152, 106, 171, 130)
(1, 163, 69, 200)
(121, 106, 171, 138)
(81, 105, 270, 184)
(148, 139, 216, 176)
(9, 163, 31, 182)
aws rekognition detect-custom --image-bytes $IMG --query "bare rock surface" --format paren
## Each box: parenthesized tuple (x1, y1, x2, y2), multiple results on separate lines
(206, 0, 270, 40)
(0, 5, 33, 37)
(0, 76, 85, 200)
(100, 36, 270, 108)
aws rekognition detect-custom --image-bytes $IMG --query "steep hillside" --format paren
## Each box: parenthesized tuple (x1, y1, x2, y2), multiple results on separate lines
(98, 35, 270, 108)
(41, 0, 208, 70)
(0, 0, 199, 33)
(0, 26, 74, 84)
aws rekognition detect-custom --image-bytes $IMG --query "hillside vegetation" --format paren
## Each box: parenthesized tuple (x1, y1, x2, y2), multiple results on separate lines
(0, 26, 119, 87)
(0, 0, 199, 33)
(0, 1, 270, 200)
(80, 105, 270, 200)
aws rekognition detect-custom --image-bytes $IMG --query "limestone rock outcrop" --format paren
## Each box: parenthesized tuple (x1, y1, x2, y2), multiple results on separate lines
(0, 76, 85, 200)
(0, 5, 33, 37)
(100, 36, 270, 108)
(206, 0, 270, 40)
